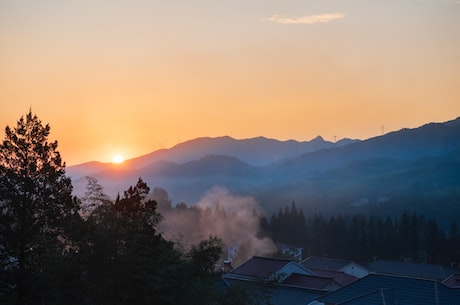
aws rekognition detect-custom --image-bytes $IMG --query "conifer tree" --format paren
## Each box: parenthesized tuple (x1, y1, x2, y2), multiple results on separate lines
(0, 110, 79, 304)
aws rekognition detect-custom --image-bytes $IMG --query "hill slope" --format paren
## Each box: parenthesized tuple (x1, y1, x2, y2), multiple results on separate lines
(67, 117, 460, 226)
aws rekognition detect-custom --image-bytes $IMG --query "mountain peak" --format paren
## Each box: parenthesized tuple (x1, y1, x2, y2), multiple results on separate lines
(311, 135, 325, 142)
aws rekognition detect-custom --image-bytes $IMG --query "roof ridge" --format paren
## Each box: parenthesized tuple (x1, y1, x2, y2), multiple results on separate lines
(369, 272, 440, 282)
(232, 255, 292, 270)
(288, 272, 334, 280)
(252, 255, 293, 262)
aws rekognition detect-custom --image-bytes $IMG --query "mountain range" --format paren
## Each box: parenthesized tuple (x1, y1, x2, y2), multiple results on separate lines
(67, 117, 460, 226)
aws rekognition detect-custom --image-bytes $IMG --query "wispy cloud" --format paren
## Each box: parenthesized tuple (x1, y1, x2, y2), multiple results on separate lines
(264, 13, 346, 25)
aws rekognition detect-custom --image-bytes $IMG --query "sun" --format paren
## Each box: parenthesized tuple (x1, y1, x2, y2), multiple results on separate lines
(112, 154, 125, 164)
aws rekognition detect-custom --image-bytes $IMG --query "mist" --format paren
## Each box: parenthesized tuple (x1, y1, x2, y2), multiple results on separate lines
(158, 186, 277, 266)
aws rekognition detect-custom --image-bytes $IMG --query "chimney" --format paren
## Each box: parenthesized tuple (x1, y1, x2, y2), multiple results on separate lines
(223, 260, 233, 273)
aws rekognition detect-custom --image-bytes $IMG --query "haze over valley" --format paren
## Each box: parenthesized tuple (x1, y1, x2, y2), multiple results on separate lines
(2, 0, 460, 303)
(68, 117, 460, 228)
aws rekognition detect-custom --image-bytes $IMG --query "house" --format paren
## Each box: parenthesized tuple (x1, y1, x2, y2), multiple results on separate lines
(223, 256, 314, 282)
(308, 268, 359, 286)
(278, 244, 303, 262)
(281, 273, 341, 292)
(268, 285, 327, 305)
(442, 273, 460, 288)
(324, 288, 398, 305)
(224, 282, 329, 305)
(308, 274, 460, 305)
(367, 260, 460, 280)
(222, 256, 328, 305)
(301, 256, 370, 278)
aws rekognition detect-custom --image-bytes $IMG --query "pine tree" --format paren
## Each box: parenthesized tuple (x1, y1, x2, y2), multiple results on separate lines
(0, 110, 80, 304)
(424, 219, 440, 263)
(80, 176, 111, 218)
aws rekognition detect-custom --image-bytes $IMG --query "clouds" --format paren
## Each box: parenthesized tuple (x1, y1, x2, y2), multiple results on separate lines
(264, 13, 346, 25)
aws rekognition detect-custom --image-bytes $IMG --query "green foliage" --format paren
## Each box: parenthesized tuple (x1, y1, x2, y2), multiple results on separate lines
(79, 177, 229, 305)
(269, 201, 306, 245)
(0, 112, 227, 305)
(189, 235, 224, 277)
(79, 177, 218, 305)
(218, 282, 274, 305)
(264, 202, 460, 265)
(81, 176, 112, 218)
(0, 110, 81, 304)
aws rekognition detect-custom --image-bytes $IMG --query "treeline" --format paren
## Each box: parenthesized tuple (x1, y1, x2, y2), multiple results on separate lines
(0, 111, 229, 305)
(261, 201, 460, 265)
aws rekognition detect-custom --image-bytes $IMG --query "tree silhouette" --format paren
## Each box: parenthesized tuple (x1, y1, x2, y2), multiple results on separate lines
(0, 110, 80, 304)
(80, 176, 111, 218)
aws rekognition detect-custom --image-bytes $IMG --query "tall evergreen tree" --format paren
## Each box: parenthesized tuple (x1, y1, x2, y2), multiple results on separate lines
(0, 110, 80, 304)
(424, 219, 440, 263)
(81, 178, 225, 305)
(447, 221, 460, 264)
(80, 176, 111, 218)
(290, 201, 298, 218)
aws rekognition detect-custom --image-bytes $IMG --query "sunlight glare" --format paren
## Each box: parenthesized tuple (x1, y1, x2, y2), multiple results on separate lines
(112, 154, 124, 164)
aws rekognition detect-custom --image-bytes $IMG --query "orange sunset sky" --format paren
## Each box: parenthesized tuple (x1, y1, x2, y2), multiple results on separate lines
(1, 0, 459, 165)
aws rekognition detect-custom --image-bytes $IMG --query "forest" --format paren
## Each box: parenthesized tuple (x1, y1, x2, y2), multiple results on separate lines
(1, 111, 459, 305)
(0, 111, 228, 305)
(262, 201, 460, 265)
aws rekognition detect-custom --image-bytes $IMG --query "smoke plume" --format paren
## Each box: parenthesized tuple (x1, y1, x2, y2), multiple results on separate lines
(159, 186, 276, 266)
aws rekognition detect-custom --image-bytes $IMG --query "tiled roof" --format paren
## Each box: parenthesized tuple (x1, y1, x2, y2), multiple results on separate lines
(281, 273, 334, 290)
(442, 273, 460, 288)
(301, 256, 353, 271)
(368, 260, 459, 280)
(223, 277, 326, 305)
(310, 268, 358, 286)
(314, 274, 460, 305)
(229, 256, 293, 279)
(270, 285, 326, 305)
(337, 288, 397, 305)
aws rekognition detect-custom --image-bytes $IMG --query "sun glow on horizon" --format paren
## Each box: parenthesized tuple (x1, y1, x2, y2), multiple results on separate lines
(112, 154, 125, 164)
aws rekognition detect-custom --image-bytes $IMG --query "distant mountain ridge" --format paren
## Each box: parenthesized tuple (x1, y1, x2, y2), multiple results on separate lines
(269, 117, 460, 175)
(67, 117, 460, 226)
(140, 155, 256, 178)
(123, 135, 357, 168)
(67, 135, 358, 179)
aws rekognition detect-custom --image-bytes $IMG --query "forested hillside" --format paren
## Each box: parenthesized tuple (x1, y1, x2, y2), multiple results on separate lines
(260, 202, 460, 265)
(68, 117, 460, 228)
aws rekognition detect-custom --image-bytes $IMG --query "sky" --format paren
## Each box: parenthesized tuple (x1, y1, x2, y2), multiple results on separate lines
(1, 0, 459, 165)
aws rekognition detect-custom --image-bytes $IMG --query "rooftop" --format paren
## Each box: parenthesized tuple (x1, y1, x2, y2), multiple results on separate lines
(368, 260, 460, 280)
(229, 256, 293, 279)
(337, 288, 397, 305)
(281, 273, 336, 290)
(314, 274, 460, 305)
(442, 273, 460, 288)
(310, 268, 359, 286)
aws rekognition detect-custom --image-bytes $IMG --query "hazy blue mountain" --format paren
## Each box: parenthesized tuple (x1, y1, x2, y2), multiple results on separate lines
(66, 161, 108, 180)
(113, 135, 357, 168)
(67, 135, 357, 195)
(68, 117, 460, 226)
(267, 117, 460, 175)
(71, 155, 262, 205)
(254, 117, 460, 224)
